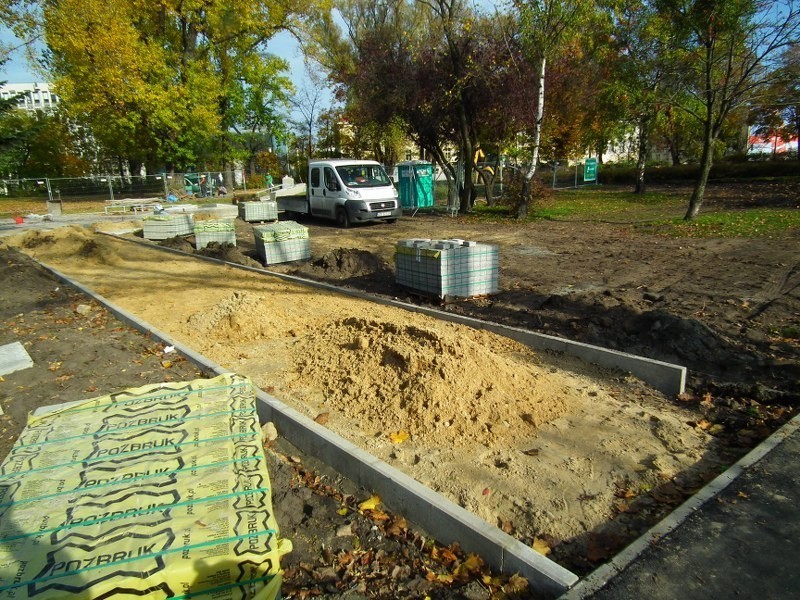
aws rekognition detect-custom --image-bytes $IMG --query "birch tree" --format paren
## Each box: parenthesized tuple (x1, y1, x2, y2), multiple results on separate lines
(512, 0, 594, 218)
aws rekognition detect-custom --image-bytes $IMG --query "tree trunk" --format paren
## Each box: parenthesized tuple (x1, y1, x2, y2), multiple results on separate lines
(665, 105, 681, 166)
(518, 55, 546, 219)
(458, 104, 474, 214)
(634, 113, 651, 194)
(684, 121, 715, 220)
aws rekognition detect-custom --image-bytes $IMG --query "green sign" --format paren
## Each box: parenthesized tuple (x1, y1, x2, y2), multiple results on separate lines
(584, 158, 598, 182)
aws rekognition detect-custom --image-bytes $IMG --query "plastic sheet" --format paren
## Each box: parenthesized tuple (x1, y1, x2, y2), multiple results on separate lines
(0, 373, 290, 599)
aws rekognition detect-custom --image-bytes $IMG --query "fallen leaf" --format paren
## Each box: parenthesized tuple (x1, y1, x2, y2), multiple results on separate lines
(389, 430, 410, 443)
(701, 392, 713, 407)
(521, 448, 540, 456)
(460, 554, 483, 573)
(504, 574, 529, 594)
(738, 491, 749, 500)
(48, 361, 62, 372)
(337, 507, 349, 516)
(482, 487, 490, 496)
(55, 374, 73, 384)
(161, 360, 172, 368)
(358, 494, 381, 511)
(386, 517, 407, 536)
(532, 538, 551, 556)
(314, 412, 330, 425)
(695, 419, 712, 431)
(499, 518, 513, 534)
(439, 547, 458, 564)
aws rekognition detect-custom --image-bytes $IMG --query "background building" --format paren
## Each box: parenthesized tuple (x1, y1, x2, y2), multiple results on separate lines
(0, 82, 59, 112)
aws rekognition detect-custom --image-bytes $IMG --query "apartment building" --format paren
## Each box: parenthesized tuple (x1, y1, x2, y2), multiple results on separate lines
(0, 82, 59, 112)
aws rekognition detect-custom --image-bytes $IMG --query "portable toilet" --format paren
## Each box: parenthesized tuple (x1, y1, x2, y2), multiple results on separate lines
(396, 161, 434, 212)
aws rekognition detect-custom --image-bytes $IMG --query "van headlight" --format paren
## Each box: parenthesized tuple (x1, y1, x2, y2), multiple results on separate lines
(346, 187, 362, 199)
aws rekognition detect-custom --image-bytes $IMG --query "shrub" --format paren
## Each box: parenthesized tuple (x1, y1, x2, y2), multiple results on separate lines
(599, 159, 799, 185)
(497, 170, 554, 214)
(245, 173, 266, 190)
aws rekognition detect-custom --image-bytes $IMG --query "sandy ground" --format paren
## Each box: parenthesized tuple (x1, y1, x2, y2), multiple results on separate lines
(4, 225, 721, 562)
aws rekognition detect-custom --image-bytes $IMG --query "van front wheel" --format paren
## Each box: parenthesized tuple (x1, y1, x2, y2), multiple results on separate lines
(335, 208, 350, 228)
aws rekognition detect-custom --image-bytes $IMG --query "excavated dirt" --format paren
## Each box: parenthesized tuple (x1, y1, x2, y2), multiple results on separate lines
(3, 223, 733, 575)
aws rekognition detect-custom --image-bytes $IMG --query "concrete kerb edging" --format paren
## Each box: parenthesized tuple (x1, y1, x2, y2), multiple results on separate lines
(559, 410, 800, 599)
(96, 232, 687, 397)
(36, 260, 579, 598)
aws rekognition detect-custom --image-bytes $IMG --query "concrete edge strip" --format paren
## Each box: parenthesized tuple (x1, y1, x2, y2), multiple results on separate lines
(34, 259, 578, 598)
(559, 410, 800, 599)
(97, 232, 687, 396)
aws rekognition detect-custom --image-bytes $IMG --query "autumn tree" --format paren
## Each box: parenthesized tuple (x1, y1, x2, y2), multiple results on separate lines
(657, 0, 800, 220)
(311, 0, 523, 213)
(600, 0, 673, 193)
(512, 0, 596, 218)
(5, 0, 323, 175)
(0, 108, 89, 177)
(750, 42, 800, 158)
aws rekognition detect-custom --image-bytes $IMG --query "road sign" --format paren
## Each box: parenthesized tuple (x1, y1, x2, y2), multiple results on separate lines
(584, 158, 597, 182)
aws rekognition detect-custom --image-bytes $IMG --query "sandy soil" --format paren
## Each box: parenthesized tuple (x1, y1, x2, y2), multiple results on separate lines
(4, 224, 725, 570)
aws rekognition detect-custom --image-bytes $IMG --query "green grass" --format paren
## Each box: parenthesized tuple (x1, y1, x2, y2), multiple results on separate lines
(646, 210, 800, 238)
(462, 185, 800, 239)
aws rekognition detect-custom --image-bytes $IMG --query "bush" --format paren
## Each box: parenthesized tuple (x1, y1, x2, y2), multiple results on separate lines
(497, 170, 554, 214)
(599, 159, 800, 185)
(246, 173, 266, 190)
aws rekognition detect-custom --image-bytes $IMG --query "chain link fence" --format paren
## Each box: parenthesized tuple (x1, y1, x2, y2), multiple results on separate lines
(1, 170, 247, 216)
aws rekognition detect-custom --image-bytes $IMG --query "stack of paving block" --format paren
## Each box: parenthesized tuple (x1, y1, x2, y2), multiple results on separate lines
(194, 218, 236, 249)
(0, 373, 289, 600)
(253, 220, 310, 265)
(142, 213, 194, 240)
(238, 200, 278, 222)
(395, 238, 499, 299)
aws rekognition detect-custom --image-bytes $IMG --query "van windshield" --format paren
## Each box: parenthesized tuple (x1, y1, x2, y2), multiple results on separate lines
(336, 164, 392, 188)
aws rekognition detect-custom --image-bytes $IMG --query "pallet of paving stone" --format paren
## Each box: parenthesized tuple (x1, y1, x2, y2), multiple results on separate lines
(395, 238, 499, 299)
(142, 213, 194, 240)
(194, 219, 237, 249)
(253, 221, 310, 264)
(238, 201, 278, 222)
(0, 373, 289, 600)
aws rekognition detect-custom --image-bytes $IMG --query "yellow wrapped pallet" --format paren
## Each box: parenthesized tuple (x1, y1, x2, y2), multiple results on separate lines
(0, 373, 290, 599)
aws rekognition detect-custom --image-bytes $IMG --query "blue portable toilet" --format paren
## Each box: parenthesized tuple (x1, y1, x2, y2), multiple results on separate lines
(396, 161, 434, 213)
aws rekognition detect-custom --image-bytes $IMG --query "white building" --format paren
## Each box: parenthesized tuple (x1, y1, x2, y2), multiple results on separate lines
(0, 82, 60, 112)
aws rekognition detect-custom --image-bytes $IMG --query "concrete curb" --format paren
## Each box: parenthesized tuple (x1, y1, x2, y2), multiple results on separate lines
(35, 260, 579, 598)
(97, 232, 688, 397)
(559, 410, 800, 598)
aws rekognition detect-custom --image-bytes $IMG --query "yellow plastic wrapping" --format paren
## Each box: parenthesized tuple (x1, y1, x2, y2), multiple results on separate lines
(0, 373, 290, 599)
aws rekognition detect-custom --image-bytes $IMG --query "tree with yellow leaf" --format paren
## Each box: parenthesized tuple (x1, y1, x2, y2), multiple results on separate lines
(6, 0, 328, 174)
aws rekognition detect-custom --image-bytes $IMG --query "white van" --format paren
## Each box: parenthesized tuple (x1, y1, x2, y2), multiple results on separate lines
(307, 159, 402, 227)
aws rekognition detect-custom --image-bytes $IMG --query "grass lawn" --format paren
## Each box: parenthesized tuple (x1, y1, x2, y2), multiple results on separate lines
(463, 184, 800, 239)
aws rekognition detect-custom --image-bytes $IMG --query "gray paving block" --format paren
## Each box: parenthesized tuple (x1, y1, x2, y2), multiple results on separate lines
(0, 341, 34, 376)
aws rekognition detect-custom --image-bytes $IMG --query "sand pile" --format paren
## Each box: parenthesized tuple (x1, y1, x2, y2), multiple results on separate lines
(291, 316, 567, 447)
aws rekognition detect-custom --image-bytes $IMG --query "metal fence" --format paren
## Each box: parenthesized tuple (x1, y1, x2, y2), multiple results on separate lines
(1, 170, 247, 204)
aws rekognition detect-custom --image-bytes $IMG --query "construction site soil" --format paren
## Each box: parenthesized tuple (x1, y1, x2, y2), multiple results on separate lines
(1, 181, 798, 598)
